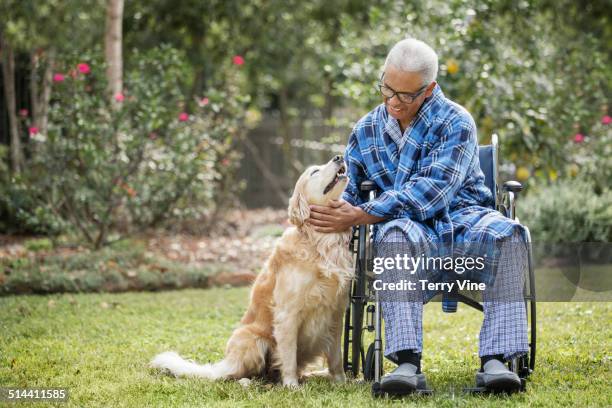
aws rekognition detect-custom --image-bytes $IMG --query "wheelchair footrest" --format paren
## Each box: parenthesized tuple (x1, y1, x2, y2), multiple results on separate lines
(463, 378, 526, 394)
(371, 382, 434, 398)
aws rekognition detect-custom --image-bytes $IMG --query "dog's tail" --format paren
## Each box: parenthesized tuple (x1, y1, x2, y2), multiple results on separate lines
(150, 351, 240, 379)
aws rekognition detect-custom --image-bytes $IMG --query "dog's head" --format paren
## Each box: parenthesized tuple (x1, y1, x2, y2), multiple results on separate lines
(288, 155, 348, 227)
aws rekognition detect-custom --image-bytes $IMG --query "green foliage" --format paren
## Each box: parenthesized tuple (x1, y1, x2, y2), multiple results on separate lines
(565, 118, 612, 195)
(520, 179, 612, 242)
(23, 238, 53, 252)
(0, 146, 66, 235)
(0, 241, 222, 295)
(24, 45, 246, 247)
(0, 0, 104, 52)
(320, 1, 610, 184)
(2, 0, 610, 241)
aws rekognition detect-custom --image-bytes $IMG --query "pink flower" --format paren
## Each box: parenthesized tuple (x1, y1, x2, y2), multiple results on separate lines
(602, 115, 612, 125)
(178, 112, 189, 122)
(148, 132, 158, 140)
(221, 158, 230, 166)
(232, 55, 245, 66)
(114, 93, 125, 102)
(19, 109, 29, 117)
(200, 97, 210, 106)
(29, 126, 39, 136)
(53, 73, 65, 82)
(573, 133, 584, 143)
(77, 63, 91, 74)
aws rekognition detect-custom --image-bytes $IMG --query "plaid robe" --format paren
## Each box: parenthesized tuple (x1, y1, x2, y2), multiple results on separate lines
(342, 85, 524, 280)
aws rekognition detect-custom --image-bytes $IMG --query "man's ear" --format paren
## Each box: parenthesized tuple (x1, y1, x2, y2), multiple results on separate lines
(288, 189, 310, 227)
(424, 81, 437, 98)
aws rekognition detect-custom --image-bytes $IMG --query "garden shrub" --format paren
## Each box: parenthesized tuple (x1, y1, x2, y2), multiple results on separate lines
(21, 45, 247, 248)
(520, 180, 612, 243)
(0, 242, 218, 295)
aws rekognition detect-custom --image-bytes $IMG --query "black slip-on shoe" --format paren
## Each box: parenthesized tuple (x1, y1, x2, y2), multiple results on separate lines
(476, 359, 522, 393)
(379, 363, 427, 396)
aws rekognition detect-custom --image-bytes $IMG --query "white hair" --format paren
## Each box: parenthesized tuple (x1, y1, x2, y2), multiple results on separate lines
(383, 38, 439, 85)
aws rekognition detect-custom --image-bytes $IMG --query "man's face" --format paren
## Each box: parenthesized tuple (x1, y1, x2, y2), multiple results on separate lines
(382, 64, 436, 125)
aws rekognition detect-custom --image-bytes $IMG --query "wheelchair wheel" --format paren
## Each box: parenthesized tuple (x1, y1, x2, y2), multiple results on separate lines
(343, 225, 368, 378)
(519, 354, 530, 378)
(350, 283, 365, 378)
(363, 342, 376, 381)
(343, 285, 365, 377)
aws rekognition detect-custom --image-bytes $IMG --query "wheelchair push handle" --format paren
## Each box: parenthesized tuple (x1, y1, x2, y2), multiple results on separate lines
(503, 180, 523, 194)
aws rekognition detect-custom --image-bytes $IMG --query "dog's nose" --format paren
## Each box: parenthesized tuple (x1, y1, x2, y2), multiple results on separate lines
(333, 155, 343, 163)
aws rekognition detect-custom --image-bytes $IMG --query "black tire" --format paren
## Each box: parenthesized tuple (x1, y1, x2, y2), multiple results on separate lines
(364, 342, 375, 381)
(346, 224, 368, 378)
(343, 304, 352, 374)
(519, 354, 530, 378)
(350, 289, 364, 378)
(527, 238, 536, 374)
(529, 293, 536, 374)
(343, 279, 366, 378)
(371, 381, 383, 398)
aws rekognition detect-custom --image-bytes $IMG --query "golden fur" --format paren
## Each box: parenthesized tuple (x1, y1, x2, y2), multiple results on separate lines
(151, 157, 353, 387)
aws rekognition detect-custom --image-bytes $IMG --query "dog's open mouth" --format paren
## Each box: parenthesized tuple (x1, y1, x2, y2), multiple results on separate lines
(323, 164, 347, 195)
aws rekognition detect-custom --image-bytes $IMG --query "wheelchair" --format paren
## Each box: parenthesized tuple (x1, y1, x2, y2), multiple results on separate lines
(342, 134, 536, 396)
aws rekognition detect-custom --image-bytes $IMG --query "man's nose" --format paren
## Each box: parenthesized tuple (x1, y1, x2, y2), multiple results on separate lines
(333, 155, 343, 163)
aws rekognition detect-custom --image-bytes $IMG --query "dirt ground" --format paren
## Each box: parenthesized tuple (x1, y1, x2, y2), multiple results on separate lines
(0, 208, 289, 284)
(146, 208, 289, 274)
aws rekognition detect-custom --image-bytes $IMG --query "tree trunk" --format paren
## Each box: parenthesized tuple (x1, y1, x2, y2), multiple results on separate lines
(104, 0, 124, 106)
(28, 48, 54, 152)
(30, 51, 39, 128)
(39, 49, 55, 137)
(0, 32, 23, 174)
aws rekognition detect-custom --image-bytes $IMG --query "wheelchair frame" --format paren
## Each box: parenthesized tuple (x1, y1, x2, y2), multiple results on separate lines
(342, 134, 537, 395)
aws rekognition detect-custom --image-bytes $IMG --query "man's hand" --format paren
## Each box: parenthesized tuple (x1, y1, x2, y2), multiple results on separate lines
(307, 199, 385, 233)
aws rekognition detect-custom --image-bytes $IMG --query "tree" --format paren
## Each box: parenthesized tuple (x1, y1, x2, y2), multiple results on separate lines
(105, 0, 124, 106)
(0, 31, 23, 173)
(0, 0, 104, 170)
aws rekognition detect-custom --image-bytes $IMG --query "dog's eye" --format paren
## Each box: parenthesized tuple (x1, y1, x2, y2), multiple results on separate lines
(310, 169, 319, 176)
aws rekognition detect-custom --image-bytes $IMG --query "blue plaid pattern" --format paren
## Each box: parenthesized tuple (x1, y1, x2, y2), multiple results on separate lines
(379, 227, 528, 362)
(342, 85, 528, 362)
(342, 85, 526, 285)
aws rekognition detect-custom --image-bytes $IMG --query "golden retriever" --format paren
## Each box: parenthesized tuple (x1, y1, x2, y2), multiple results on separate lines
(151, 155, 353, 387)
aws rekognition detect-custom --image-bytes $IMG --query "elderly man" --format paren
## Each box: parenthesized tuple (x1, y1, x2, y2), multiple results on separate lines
(308, 38, 528, 395)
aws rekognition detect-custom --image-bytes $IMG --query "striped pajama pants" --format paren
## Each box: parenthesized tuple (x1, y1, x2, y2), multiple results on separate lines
(377, 227, 529, 363)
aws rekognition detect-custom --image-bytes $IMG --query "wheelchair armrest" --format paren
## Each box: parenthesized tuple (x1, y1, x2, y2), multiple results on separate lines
(503, 180, 523, 194)
(359, 180, 377, 192)
(502, 180, 523, 220)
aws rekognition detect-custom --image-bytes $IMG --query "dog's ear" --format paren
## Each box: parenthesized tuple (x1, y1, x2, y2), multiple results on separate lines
(288, 188, 310, 227)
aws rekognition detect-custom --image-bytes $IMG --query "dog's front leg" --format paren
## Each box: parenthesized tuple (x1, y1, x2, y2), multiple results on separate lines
(274, 312, 300, 388)
(326, 309, 346, 383)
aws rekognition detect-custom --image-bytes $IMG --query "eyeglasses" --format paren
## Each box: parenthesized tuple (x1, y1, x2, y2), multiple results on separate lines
(377, 76, 428, 104)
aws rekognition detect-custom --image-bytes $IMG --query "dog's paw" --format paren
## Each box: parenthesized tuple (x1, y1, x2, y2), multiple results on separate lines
(331, 372, 346, 383)
(282, 378, 300, 389)
(238, 378, 252, 388)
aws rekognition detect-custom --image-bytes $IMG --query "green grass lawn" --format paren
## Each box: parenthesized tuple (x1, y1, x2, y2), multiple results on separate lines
(1, 288, 610, 407)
